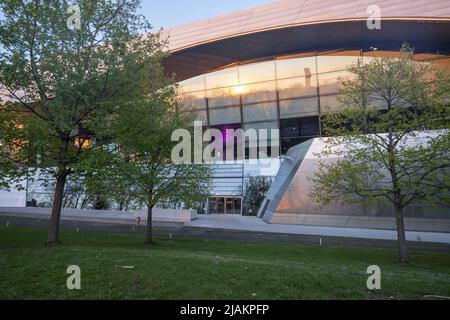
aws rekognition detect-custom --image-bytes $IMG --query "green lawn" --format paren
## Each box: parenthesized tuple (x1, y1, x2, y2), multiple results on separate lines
(0, 225, 449, 300)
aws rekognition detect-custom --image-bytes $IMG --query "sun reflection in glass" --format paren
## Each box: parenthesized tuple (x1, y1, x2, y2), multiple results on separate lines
(232, 85, 245, 95)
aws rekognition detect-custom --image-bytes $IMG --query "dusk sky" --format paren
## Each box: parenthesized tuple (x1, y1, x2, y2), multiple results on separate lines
(138, 0, 277, 29)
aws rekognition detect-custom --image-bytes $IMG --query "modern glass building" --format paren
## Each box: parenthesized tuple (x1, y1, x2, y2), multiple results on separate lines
(160, 0, 450, 220)
(1, 0, 449, 229)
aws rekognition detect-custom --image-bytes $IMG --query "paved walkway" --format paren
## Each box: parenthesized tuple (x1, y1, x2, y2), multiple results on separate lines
(1, 207, 449, 244)
(186, 215, 450, 244)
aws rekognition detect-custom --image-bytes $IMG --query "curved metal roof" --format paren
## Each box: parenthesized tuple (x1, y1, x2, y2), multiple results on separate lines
(160, 0, 450, 81)
(161, 0, 450, 53)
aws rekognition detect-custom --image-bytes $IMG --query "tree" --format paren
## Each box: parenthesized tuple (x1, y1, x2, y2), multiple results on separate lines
(311, 44, 450, 263)
(0, 0, 167, 244)
(243, 176, 272, 216)
(91, 87, 212, 244)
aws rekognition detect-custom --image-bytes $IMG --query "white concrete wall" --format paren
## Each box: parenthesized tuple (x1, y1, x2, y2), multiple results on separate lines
(0, 181, 26, 207)
(0, 207, 198, 223)
(135, 208, 197, 223)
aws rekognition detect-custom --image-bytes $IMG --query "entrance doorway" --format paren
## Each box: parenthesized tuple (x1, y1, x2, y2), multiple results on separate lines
(208, 197, 242, 215)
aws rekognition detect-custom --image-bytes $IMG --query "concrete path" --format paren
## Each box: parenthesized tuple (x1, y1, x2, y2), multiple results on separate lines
(186, 215, 450, 244)
(1, 207, 450, 244)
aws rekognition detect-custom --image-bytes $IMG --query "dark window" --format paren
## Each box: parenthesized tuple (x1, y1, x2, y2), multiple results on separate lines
(299, 117, 320, 136)
(280, 116, 320, 154)
(280, 116, 320, 139)
(280, 118, 300, 138)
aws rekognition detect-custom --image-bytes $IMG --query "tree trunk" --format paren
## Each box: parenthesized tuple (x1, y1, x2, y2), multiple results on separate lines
(47, 170, 68, 244)
(395, 206, 409, 263)
(145, 205, 153, 244)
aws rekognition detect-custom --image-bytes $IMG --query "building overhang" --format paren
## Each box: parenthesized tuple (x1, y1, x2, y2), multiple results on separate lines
(163, 19, 450, 81)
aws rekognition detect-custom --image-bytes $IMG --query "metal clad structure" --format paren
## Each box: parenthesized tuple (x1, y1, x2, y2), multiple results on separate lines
(161, 0, 450, 52)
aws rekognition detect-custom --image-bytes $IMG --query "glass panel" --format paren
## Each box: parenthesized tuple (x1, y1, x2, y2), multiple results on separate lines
(276, 55, 317, 79)
(225, 198, 233, 214)
(206, 87, 240, 108)
(241, 81, 276, 104)
(242, 102, 277, 122)
(216, 198, 225, 214)
(205, 66, 238, 90)
(413, 53, 449, 62)
(317, 50, 361, 73)
(318, 71, 354, 95)
(364, 52, 450, 72)
(233, 198, 241, 215)
(362, 50, 402, 59)
(209, 106, 241, 125)
(208, 123, 242, 161)
(415, 55, 450, 70)
(179, 91, 206, 109)
(178, 75, 205, 92)
(180, 110, 207, 126)
(280, 116, 320, 138)
(320, 94, 343, 112)
(207, 197, 215, 214)
(299, 116, 320, 136)
(277, 76, 317, 99)
(279, 97, 319, 119)
(192, 109, 208, 123)
(319, 95, 390, 115)
(362, 51, 401, 65)
(243, 121, 279, 157)
(239, 60, 275, 84)
(243, 121, 279, 133)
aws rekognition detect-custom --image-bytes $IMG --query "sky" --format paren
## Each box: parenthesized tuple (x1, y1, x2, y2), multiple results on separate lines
(138, 0, 277, 29)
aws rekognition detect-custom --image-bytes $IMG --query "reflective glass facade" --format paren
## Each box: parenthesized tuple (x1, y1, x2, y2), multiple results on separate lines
(178, 50, 450, 155)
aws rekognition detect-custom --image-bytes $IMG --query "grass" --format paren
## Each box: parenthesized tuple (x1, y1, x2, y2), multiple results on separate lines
(0, 225, 449, 300)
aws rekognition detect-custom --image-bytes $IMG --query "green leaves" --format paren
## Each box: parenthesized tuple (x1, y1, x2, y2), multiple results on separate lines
(243, 176, 273, 216)
(312, 45, 450, 212)
(0, 0, 166, 185)
(94, 87, 212, 209)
